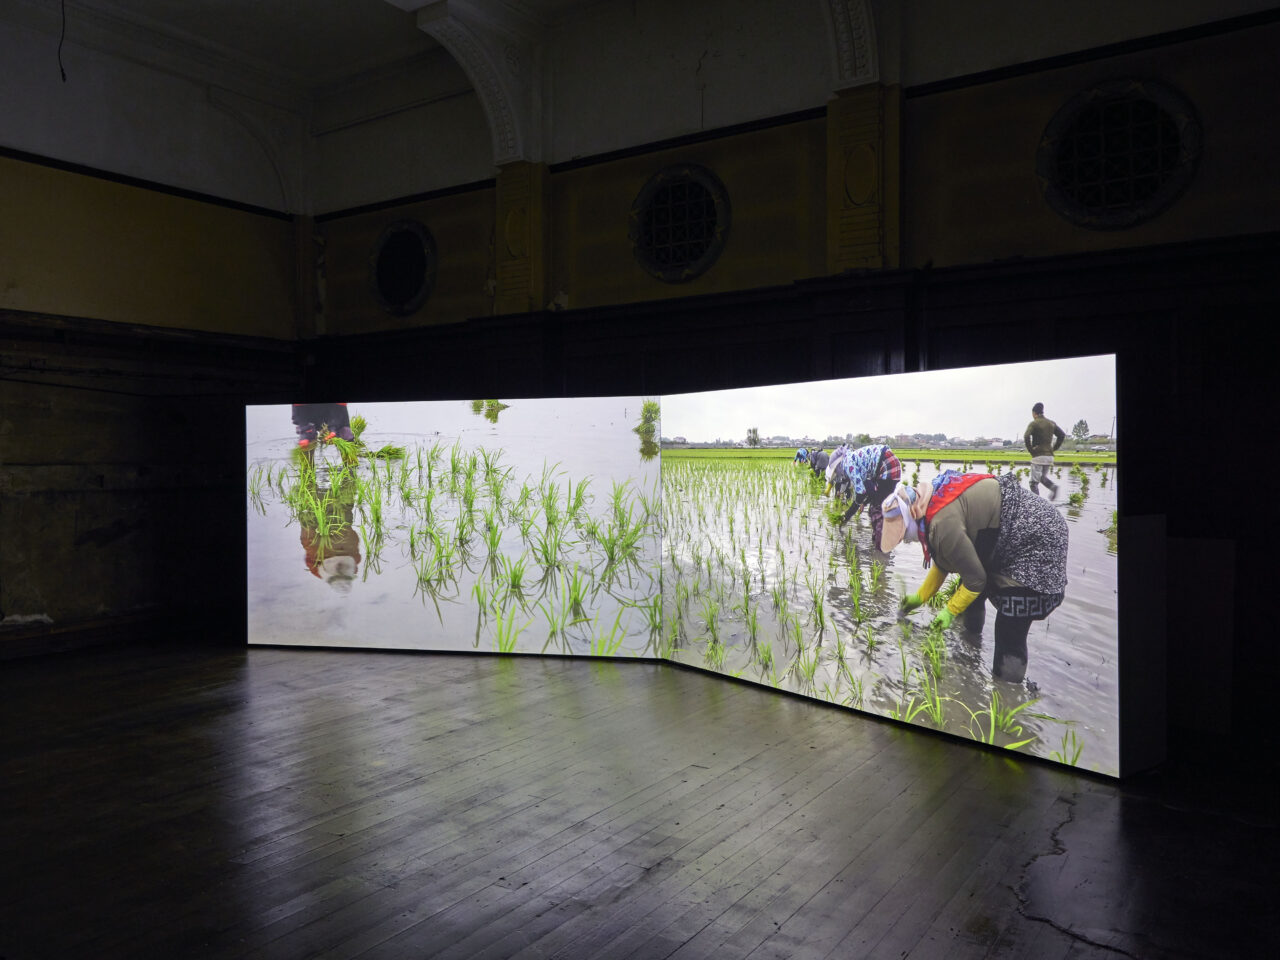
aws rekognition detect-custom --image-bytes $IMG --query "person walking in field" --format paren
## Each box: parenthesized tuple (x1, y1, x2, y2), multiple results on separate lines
(1023, 402, 1066, 499)
(836, 443, 902, 550)
(884, 470, 1069, 683)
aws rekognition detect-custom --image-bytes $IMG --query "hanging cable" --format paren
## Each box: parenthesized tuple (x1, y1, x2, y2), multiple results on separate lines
(58, 0, 68, 81)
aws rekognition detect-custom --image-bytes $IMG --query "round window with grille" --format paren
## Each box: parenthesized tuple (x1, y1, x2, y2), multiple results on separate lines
(629, 165, 731, 282)
(370, 220, 437, 316)
(1037, 79, 1201, 230)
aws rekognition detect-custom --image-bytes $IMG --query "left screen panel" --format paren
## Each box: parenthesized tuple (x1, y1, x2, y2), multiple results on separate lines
(246, 398, 662, 656)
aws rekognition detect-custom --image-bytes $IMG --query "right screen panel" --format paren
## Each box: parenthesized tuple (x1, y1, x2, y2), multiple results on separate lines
(659, 355, 1119, 775)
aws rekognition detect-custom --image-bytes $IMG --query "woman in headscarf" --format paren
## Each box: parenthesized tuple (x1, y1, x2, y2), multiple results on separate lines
(793, 447, 809, 464)
(824, 444, 849, 497)
(881, 470, 1068, 682)
(835, 443, 902, 550)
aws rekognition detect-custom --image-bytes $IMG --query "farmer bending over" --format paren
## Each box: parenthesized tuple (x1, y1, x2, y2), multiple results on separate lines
(885, 470, 1068, 682)
(836, 443, 902, 550)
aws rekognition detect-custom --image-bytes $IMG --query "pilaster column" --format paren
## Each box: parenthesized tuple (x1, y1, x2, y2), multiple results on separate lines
(826, 84, 900, 272)
(494, 161, 550, 314)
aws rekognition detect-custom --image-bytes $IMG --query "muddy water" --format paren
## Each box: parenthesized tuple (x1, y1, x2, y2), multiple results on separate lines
(245, 399, 662, 657)
(662, 457, 1119, 776)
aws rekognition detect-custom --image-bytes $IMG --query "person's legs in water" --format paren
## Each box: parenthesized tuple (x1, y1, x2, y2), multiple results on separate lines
(867, 475, 900, 550)
(992, 614, 1031, 682)
(963, 592, 988, 634)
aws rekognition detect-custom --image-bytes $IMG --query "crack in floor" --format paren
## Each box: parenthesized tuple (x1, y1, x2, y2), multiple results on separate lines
(1008, 790, 1141, 958)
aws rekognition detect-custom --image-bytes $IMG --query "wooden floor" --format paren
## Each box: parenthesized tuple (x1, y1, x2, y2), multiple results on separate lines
(1, 644, 1275, 960)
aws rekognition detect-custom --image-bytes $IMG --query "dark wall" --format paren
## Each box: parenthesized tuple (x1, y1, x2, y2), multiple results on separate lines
(0, 310, 299, 655)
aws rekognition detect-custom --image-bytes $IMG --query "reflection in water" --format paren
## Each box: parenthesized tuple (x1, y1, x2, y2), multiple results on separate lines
(635, 398, 660, 461)
(247, 400, 662, 657)
(471, 399, 510, 423)
(297, 467, 361, 595)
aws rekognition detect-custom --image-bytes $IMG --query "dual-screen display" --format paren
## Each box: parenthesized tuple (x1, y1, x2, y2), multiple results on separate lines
(247, 356, 1118, 774)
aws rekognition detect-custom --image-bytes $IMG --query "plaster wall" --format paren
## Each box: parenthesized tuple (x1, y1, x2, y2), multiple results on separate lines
(550, 118, 827, 311)
(893, 0, 1279, 86)
(318, 186, 495, 335)
(0, 15, 300, 211)
(0, 155, 297, 338)
(310, 50, 495, 215)
(903, 23, 1280, 268)
(546, 0, 834, 164)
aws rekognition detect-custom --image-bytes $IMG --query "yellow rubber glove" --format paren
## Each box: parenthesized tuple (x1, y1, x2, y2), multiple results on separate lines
(902, 566, 947, 612)
(916, 565, 947, 603)
(945, 583, 983, 617)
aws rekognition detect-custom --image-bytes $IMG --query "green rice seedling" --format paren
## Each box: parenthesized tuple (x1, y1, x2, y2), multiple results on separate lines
(916, 669, 947, 725)
(454, 508, 475, 549)
(957, 689, 1039, 748)
(757, 641, 774, 672)
(247, 465, 268, 515)
(769, 580, 786, 609)
(532, 521, 567, 572)
(1050, 727, 1084, 766)
(537, 595, 570, 637)
(928, 575, 959, 610)
(1068, 491, 1086, 506)
(493, 606, 530, 653)
(637, 594, 662, 633)
(861, 622, 879, 654)
(565, 563, 589, 618)
(472, 580, 492, 618)
(699, 596, 721, 644)
(566, 476, 592, 524)
(789, 616, 805, 652)
(869, 560, 884, 590)
(813, 595, 826, 633)
(923, 621, 947, 679)
(745, 605, 760, 643)
(368, 442, 406, 461)
(848, 672, 865, 707)
(608, 478, 633, 529)
(542, 481, 562, 528)
(591, 609, 629, 656)
(482, 509, 502, 556)
(794, 647, 821, 688)
(704, 636, 727, 670)
(501, 552, 529, 598)
(674, 579, 690, 613)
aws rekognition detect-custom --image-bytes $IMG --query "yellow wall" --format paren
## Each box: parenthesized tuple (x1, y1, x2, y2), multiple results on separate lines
(551, 118, 827, 311)
(903, 23, 1280, 268)
(0, 156, 296, 338)
(319, 188, 496, 336)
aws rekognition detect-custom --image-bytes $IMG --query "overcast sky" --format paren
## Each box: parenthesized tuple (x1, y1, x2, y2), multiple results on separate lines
(660, 355, 1116, 442)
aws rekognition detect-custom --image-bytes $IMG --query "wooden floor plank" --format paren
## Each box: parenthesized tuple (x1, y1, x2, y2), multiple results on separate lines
(0, 644, 1274, 960)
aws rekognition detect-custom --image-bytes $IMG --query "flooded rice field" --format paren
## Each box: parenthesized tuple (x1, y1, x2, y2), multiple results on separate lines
(660, 454, 1119, 775)
(245, 399, 662, 657)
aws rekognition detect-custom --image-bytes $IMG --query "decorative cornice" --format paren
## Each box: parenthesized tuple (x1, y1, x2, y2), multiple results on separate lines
(826, 0, 878, 89)
(412, 0, 544, 166)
